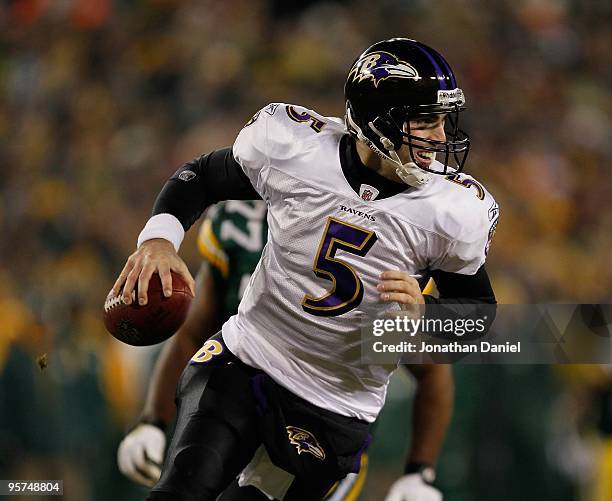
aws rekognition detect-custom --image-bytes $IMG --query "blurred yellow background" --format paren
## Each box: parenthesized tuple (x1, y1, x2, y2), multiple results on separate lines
(1, 1, 610, 500)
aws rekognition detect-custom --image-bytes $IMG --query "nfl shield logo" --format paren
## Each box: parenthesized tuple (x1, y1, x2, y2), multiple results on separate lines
(359, 184, 379, 201)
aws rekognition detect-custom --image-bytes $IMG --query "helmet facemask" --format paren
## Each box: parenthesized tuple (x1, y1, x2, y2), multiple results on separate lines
(391, 104, 470, 175)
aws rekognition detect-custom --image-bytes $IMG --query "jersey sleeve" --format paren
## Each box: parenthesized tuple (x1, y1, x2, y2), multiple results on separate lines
(430, 190, 499, 275)
(232, 103, 297, 200)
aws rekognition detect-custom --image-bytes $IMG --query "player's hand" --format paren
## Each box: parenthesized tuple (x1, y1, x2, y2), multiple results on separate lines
(378, 271, 425, 317)
(384, 474, 442, 501)
(111, 238, 195, 305)
(117, 423, 166, 487)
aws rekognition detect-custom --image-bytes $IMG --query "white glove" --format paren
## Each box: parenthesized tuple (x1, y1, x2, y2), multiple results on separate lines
(384, 473, 442, 501)
(117, 423, 166, 487)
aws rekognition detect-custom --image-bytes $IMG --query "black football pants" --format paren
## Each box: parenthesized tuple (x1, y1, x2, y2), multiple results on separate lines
(146, 336, 337, 501)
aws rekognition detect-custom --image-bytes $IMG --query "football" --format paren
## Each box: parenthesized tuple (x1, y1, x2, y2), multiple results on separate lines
(103, 271, 194, 346)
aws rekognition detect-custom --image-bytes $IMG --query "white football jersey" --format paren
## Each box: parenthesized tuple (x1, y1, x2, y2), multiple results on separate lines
(222, 103, 497, 422)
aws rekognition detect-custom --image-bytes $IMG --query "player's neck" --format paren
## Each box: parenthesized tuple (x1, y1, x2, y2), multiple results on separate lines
(355, 139, 404, 184)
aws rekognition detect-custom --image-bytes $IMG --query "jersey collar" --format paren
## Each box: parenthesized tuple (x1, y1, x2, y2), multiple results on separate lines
(339, 135, 408, 200)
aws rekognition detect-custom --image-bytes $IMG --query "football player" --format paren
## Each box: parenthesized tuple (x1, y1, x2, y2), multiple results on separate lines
(111, 38, 498, 500)
(117, 200, 453, 500)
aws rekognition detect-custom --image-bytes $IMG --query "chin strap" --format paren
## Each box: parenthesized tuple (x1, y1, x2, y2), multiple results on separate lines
(367, 120, 431, 187)
(388, 150, 431, 187)
(345, 106, 431, 188)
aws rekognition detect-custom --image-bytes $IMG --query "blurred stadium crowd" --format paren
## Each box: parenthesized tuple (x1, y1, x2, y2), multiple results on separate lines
(1, 0, 610, 500)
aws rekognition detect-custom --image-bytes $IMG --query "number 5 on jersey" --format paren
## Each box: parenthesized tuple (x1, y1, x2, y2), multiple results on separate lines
(302, 217, 377, 317)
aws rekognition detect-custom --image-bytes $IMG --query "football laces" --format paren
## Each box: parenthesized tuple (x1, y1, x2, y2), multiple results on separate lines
(104, 291, 135, 312)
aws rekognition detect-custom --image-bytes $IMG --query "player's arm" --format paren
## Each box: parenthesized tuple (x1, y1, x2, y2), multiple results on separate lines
(384, 364, 453, 501)
(378, 265, 496, 334)
(423, 265, 497, 337)
(382, 186, 500, 339)
(425, 265, 496, 305)
(111, 148, 258, 305)
(405, 364, 453, 468)
(117, 262, 223, 486)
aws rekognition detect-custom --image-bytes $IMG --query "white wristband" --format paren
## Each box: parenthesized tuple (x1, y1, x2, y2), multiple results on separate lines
(137, 213, 185, 251)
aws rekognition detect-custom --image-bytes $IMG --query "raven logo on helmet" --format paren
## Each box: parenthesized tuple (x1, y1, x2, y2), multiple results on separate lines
(345, 39, 471, 182)
(348, 51, 420, 88)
